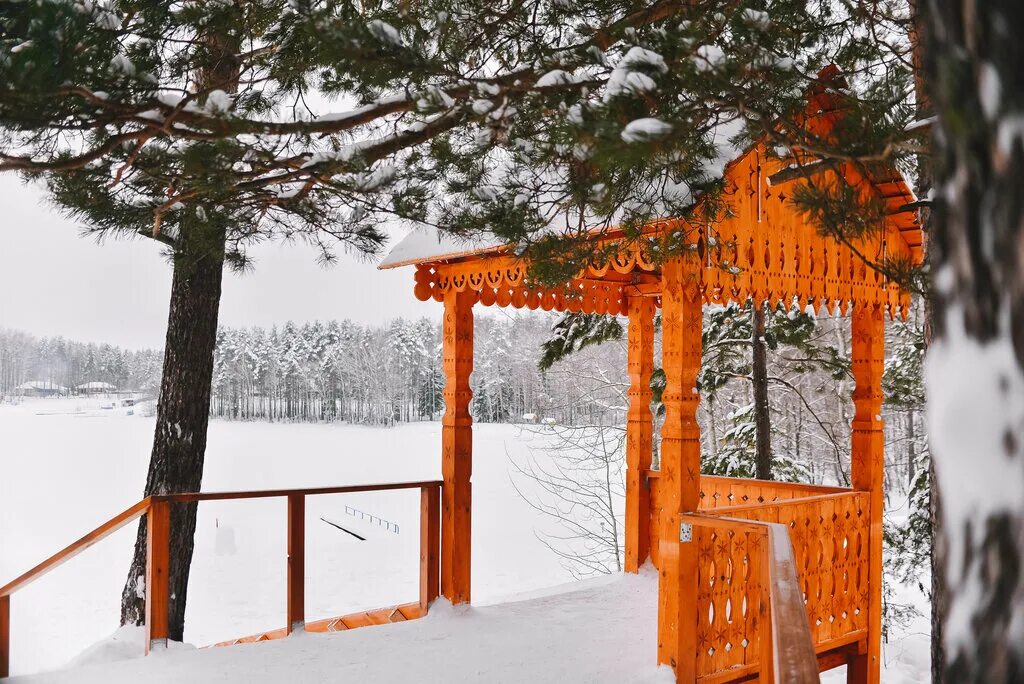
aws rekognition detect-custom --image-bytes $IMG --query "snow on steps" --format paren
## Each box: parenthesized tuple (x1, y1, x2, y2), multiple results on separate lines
(10, 570, 668, 684)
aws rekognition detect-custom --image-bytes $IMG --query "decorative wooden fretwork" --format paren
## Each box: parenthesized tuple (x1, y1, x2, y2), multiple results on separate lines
(691, 491, 871, 681)
(410, 143, 918, 319)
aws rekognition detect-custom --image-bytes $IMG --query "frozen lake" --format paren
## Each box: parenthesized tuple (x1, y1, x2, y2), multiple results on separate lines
(0, 398, 574, 676)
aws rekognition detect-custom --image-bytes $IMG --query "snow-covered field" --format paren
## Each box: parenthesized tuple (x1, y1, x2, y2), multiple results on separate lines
(0, 397, 574, 677)
(0, 396, 931, 681)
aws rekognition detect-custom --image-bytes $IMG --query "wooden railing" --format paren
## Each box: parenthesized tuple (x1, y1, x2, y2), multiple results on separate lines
(0, 480, 442, 678)
(678, 489, 869, 682)
(682, 513, 820, 684)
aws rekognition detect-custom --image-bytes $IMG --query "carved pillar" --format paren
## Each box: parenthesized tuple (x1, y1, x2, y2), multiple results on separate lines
(441, 289, 474, 605)
(657, 257, 703, 680)
(626, 296, 656, 573)
(848, 302, 884, 684)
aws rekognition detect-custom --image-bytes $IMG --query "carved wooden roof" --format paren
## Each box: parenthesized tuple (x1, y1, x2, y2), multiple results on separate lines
(385, 139, 921, 319)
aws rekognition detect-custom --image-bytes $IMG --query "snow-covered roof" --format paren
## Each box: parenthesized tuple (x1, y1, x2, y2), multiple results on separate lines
(76, 381, 118, 390)
(15, 380, 68, 391)
(378, 229, 504, 269)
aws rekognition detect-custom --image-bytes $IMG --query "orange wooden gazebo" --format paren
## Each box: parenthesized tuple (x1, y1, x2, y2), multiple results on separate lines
(380, 116, 921, 681)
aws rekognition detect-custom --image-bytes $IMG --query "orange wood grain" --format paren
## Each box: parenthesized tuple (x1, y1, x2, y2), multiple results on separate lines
(420, 484, 441, 610)
(145, 499, 170, 653)
(441, 289, 474, 605)
(848, 303, 885, 684)
(625, 296, 656, 573)
(286, 494, 305, 634)
(658, 257, 703, 678)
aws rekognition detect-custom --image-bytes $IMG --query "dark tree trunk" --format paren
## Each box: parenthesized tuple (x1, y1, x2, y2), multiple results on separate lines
(751, 304, 772, 480)
(120, 236, 226, 639)
(909, 0, 946, 677)
(926, 0, 1024, 680)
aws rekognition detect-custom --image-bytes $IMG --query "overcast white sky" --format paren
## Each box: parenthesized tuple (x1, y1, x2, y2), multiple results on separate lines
(0, 176, 442, 349)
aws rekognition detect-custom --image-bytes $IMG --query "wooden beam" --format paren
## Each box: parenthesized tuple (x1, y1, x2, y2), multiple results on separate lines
(145, 499, 170, 654)
(625, 296, 656, 572)
(0, 498, 151, 598)
(420, 485, 441, 610)
(848, 303, 885, 684)
(0, 595, 9, 678)
(163, 480, 443, 504)
(657, 257, 703, 680)
(441, 289, 474, 604)
(286, 494, 305, 634)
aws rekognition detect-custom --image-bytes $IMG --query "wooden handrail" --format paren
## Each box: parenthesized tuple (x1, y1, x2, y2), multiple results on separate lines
(0, 480, 442, 678)
(765, 522, 820, 683)
(682, 513, 820, 684)
(0, 498, 153, 598)
(159, 479, 442, 503)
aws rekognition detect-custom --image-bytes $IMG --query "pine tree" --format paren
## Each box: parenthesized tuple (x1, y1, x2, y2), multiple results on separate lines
(2, 0, 924, 639)
(925, 1, 1024, 679)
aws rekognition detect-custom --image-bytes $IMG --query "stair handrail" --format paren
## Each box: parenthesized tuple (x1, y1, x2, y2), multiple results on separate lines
(682, 513, 820, 684)
(0, 479, 443, 678)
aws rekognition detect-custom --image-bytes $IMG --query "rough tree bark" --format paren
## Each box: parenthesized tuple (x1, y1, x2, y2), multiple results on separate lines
(925, 1, 1024, 680)
(119, 30, 240, 639)
(908, 0, 946, 678)
(751, 304, 773, 480)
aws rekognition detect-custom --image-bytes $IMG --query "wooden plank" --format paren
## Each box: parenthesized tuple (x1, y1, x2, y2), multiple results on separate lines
(420, 485, 440, 610)
(0, 498, 151, 597)
(1, 594, 9, 679)
(163, 480, 443, 503)
(145, 499, 170, 654)
(286, 494, 305, 634)
(765, 523, 819, 684)
(625, 296, 655, 572)
(440, 289, 474, 605)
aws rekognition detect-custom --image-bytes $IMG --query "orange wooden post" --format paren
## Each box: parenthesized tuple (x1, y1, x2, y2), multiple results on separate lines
(1, 594, 9, 678)
(420, 484, 441, 610)
(848, 302, 884, 684)
(657, 257, 703, 681)
(441, 289, 474, 604)
(145, 499, 170, 654)
(626, 296, 656, 573)
(287, 494, 305, 634)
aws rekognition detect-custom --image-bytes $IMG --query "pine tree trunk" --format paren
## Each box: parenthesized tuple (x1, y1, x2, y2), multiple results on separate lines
(926, 0, 1024, 679)
(751, 304, 773, 480)
(909, 1, 947, 677)
(119, 235, 226, 638)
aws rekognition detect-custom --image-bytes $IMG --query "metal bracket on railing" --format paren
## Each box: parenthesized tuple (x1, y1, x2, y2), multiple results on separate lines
(679, 522, 692, 543)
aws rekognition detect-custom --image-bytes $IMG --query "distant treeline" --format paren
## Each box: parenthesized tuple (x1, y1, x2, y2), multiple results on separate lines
(0, 329, 163, 396)
(209, 316, 623, 425)
(0, 317, 627, 427)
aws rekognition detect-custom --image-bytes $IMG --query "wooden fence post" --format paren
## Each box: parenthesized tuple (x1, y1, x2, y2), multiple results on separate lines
(287, 494, 305, 634)
(441, 289, 474, 604)
(1, 594, 9, 678)
(658, 257, 703, 680)
(420, 485, 441, 611)
(626, 296, 656, 573)
(145, 499, 170, 654)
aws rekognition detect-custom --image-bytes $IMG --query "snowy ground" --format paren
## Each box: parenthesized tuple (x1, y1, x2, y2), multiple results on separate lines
(0, 396, 931, 681)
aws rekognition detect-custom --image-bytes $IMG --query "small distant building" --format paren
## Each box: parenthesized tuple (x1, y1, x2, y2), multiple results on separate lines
(15, 381, 69, 397)
(75, 381, 118, 395)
